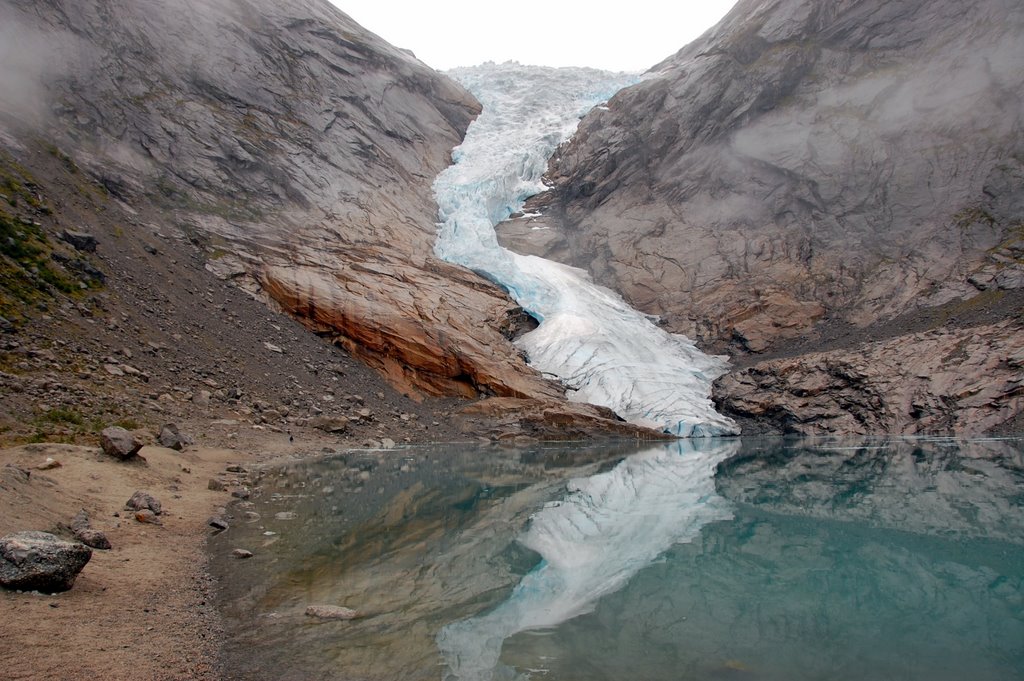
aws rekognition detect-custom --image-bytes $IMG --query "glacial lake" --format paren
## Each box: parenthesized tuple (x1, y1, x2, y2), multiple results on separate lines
(210, 437, 1024, 681)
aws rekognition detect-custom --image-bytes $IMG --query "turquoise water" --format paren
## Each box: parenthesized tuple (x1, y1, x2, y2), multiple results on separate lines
(211, 437, 1024, 681)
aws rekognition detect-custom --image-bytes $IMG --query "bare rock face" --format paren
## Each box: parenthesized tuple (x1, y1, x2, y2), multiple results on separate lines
(714, 321, 1024, 435)
(0, 531, 92, 593)
(510, 0, 1024, 356)
(0, 0, 558, 405)
(459, 397, 672, 442)
(261, 260, 562, 400)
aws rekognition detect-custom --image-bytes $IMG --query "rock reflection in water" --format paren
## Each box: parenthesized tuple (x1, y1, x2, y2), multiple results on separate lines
(212, 441, 660, 681)
(211, 437, 1024, 681)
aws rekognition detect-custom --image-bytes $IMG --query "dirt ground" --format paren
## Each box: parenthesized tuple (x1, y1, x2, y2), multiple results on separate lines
(0, 436, 313, 680)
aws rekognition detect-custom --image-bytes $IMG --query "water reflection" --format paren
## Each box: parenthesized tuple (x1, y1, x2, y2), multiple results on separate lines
(720, 435, 1024, 543)
(210, 436, 1024, 681)
(437, 439, 739, 680)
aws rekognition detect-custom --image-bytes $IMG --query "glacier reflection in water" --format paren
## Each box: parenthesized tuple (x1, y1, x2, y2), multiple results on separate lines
(209, 437, 1024, 681)
(433, 63, 737, 436)
(437, 438, 739, 681)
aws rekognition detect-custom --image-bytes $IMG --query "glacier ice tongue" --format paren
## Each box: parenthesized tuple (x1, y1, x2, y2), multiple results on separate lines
(434, 62, 738, 436)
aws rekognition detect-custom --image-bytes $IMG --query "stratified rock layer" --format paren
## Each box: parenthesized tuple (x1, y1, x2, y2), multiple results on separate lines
(714, 321, 1024, 435)
(506, 0, 1024, 354)
(0, 0, 559, 403)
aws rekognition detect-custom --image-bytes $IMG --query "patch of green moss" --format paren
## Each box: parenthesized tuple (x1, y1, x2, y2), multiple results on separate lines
(991, 222, 1024, 262)
(0, 210, 80, 305)
(114, 417, 141, 430)
(46, 143, 79, 174)
(36, 408, 85, 426)
(0, 153, 50, 214)
(932, 288, 1006, 327)
(954, 205, 997, 230)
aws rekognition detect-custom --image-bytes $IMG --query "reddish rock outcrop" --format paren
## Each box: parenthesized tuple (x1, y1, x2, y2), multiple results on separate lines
(459, 397, 670, 441)
(261, 258, 561, 400)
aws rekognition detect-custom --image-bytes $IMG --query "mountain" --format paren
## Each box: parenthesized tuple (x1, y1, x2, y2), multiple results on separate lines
(0, 0, 657, 443)
(498, 0, 1024, 434)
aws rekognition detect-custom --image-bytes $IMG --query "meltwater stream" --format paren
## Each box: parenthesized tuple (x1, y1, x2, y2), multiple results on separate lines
(434, 63, 738, 437)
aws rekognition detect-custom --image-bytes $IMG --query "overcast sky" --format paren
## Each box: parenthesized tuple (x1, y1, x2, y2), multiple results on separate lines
(328, 1, 738, 72)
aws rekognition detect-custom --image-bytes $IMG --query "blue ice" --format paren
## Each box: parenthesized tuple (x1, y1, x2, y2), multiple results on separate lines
(434, 62, 738, 437)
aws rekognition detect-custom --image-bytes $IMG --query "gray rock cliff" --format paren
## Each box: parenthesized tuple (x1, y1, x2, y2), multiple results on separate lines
(499, 0, 1024, 433)
(0, 0, 567, 403)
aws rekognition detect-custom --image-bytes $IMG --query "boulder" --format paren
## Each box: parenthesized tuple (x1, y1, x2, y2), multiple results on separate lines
(0, 531, 92, 593)
(309, 416, 349, 433)
(134, 509, 160, 524)
(124, 490, 162, 515)
(66, 509, 111, 549)
(60, 230, 98, 253)
(305, 605, 359, 621)
(100, 427, 141, 460)
(158, 423, 192, 450)
(208, 517, 229, 531)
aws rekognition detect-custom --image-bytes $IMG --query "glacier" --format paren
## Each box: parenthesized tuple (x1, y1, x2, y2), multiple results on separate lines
(434, 62, 738, 437)
(436, 438, 739, 681)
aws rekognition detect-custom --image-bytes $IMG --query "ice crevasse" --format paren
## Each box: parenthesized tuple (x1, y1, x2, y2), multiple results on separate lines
(434, 62, 738, 437)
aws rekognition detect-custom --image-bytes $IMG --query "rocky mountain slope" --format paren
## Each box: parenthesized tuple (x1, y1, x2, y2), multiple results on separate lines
(499, 0, 1024, 434)
(0, 0, 658, 441)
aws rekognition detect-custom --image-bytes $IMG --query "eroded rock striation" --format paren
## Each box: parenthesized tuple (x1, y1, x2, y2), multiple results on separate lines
(715, 321, 1024, 435)
(500, 0, 1024, 433)
(0, 0, 560, 404)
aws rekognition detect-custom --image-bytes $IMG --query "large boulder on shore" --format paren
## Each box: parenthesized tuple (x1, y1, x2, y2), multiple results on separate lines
(100, 427, 142, 460)
(0, 531, 92, 593)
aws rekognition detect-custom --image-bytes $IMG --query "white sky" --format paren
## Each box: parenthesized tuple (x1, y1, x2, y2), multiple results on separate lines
(328, 1, 738, 72)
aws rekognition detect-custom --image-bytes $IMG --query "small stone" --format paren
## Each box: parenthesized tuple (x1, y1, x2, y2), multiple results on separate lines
(231, 549, 253, 559)
(208, 517, 229, 531)
(305, 605, 359, 620)
(73, 527, 111, 550)
(207, 478, 226, 491)
(103, 364, 125, 376)
(192, 390, 212, 407)
(274, 511, 297, 520)
(70, 509, 90, 532)
(263, 342, 284, 354)
(100, 427, 142, 460)
(125, 490, 162, 515)
(230, 488, 250, 500)
(37, 457, 61, 471)
(0, 531, 92, 593)
(380, 438, 396, 449)
(134, 509, 160, 524)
